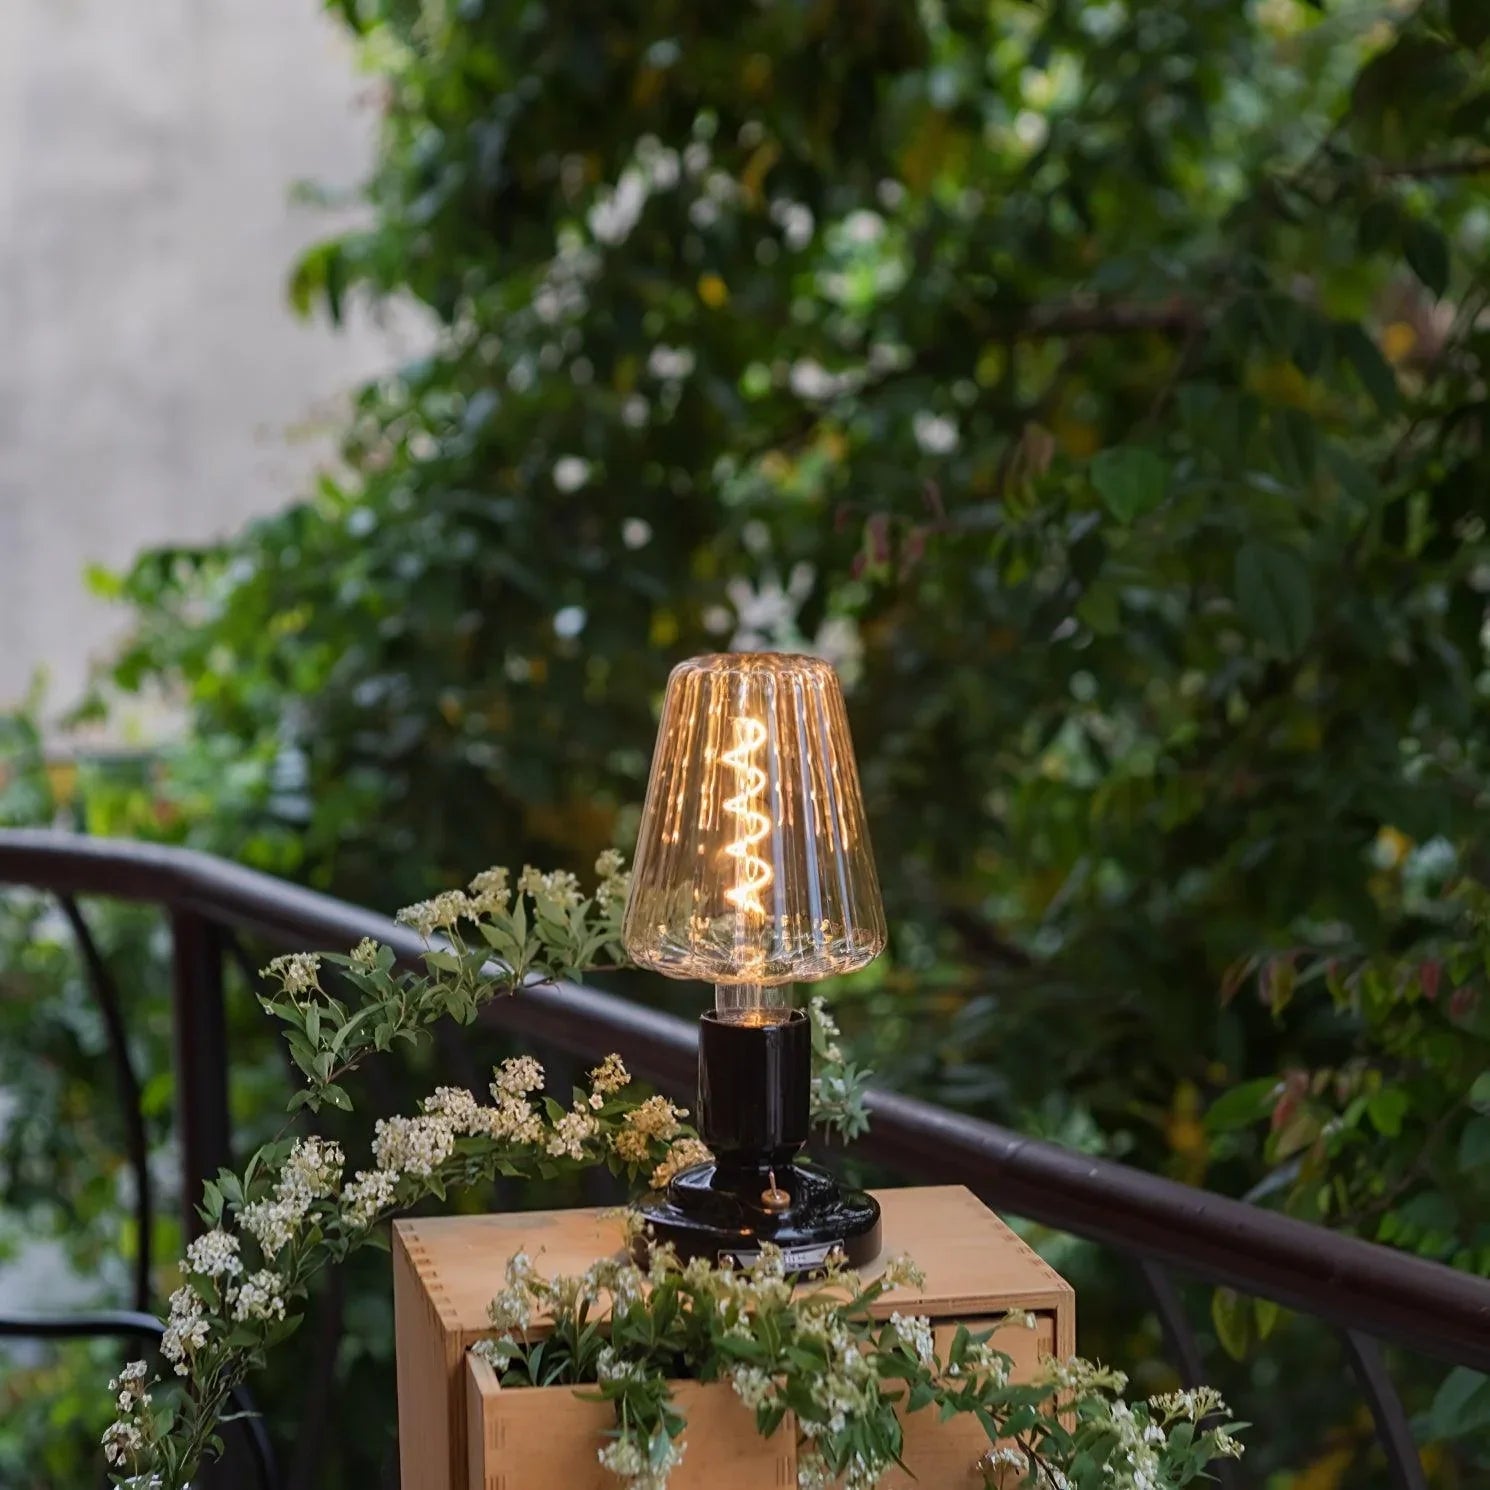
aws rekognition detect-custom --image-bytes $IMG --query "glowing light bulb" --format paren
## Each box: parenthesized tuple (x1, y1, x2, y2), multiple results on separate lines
(622, 652, 886, 1006)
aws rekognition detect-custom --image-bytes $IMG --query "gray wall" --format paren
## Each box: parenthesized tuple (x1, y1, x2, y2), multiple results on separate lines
(0, 0, 417, 726)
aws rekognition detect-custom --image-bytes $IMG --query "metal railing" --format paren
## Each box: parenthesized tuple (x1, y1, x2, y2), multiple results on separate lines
(2, 828, 1488, 1490)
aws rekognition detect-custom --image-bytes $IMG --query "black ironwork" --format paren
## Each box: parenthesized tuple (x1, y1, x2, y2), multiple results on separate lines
(171, 908, 231, 1242)
(58, 894, 153, 1314)
(0, 1310, 280, 1490)
(1344, 1330, 1431, 1490)
(0, 828, 1482, 1486)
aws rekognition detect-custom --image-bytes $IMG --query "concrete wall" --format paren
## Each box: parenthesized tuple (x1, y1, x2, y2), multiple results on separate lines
(0, 0, 416, 727)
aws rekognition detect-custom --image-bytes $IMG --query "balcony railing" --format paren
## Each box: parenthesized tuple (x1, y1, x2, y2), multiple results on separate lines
(1, 828, 1487, 1490)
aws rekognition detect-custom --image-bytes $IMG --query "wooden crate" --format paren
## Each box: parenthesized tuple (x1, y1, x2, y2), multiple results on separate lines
(395, 1185, 1074, 1490)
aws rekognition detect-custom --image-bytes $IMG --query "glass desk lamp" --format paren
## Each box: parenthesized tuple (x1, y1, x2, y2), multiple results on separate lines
(623, 652, 886, 1270)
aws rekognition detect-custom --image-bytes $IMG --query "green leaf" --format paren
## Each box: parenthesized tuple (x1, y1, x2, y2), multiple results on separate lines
(1254, 1298, 1280, 1341)
(1367, 1087, 1409, 1138)
(320, 1083, 353, 1111)
(1204, 1077, 1279, 1134)
(1210, 1287, 1252, 1361)
(1234, 541, 1313, 657)
(1090, 446, 1169, 523)
(1404, 220, 1450, 299)
(1470, 1072, 1490, 1114)
(1458, 1115, 1490, 1169)
(1426, 1367, 1490, 1441)
(1336, 325, 1399, 416)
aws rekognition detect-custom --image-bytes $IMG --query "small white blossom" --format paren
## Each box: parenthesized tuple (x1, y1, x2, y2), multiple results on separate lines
(610, 1093, 686, 1162)
(349, 937, 382, 974)
(589, 1052, 631, 1096)
(161, 1286, 210, 1374)
(231, 1269, 286, 1323)
(553, 456, 591, 493)
(493, 1055, 545, 1097)
(888, 1312, 935, 1365)
(518, 864, 584, 910)
(647, 345, 695, 381)
(102, 1420, 144, 1467)
(109, 1359, 150, 1413)
(185, 1228, 241, 1279)
(730, 1365, 776, 1411)
(913, 410, 960, 455)
(467, 866, 511, 915)
(396, 889, 471, 937)
(373, 1113, 457, 1177)
(240, 1197, 300, 1260)
(260, 952, 321, 996)
(650, 1137, 712, 1189)
(547, 1107, 599, 1160)
(341, 1167, 399, 1228)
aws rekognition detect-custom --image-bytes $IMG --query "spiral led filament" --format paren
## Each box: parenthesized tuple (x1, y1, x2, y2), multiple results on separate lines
(721, 715, 773, 918)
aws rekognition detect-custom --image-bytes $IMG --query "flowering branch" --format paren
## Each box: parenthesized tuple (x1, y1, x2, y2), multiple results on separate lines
(99, 852, 878, 1486)
(475, 1244, 1246, 1490)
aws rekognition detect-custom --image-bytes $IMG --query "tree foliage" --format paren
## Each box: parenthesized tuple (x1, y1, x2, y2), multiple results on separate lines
(16, 0, 1490, 1481)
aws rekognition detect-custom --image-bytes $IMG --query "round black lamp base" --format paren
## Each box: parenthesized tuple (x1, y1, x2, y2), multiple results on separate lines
(629, 1158, 881, 1276)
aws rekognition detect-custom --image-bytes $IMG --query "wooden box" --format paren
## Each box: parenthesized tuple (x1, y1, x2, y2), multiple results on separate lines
(395, 1185, 1074, 1490)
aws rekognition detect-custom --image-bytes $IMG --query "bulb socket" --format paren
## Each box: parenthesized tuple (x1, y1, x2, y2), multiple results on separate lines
(697, 1007, 810, 1169)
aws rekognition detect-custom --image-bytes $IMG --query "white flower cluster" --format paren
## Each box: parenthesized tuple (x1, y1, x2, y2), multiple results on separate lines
(878, 1253, 926, 1290)
(485, 1250, 540, 1336)
(598, 1430, 683, 1490)
(547, 1106, 599, 1160)
(589, 1052, 632, 1100)
(581, 1254, 646, 1310)
(794, 1301, 884, 1448)
(185, 1228, 242, 1279)
(350, 936, 382, 973)
(341, 1167, 400, 1228)
(102, 1419, 144, 1468)
(596, 1345, 646, 1384)
(242, 1136, 345, 1258)
(110, 1359, 149, 1415)
(518, 864, 584, 910)
(887, 1312, 935, 1366)
(260, 952, 321, 996)
(1149, 1385, 1226, 1421)
(1039, 1355, 1128, 1395)
(610, 1094, 686, 1162)
(161, 1285, 210, 1375)
(495, 1055, 545, 1096)
(468, 865, 511, 915)
(373, 1113, 458, 1177)
(231, 1269, 286, 1323)
(729, 1364, 777, 1412)
(808, 996, 846, 1065)
(650, 1137, 711, 1189)
(396, 889, 472, 937)
(594, 849, 630, 908)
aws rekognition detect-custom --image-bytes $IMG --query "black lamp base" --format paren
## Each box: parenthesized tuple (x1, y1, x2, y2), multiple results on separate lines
(628, 1007, 881, 1277)
(630, 1158, 882, 1275)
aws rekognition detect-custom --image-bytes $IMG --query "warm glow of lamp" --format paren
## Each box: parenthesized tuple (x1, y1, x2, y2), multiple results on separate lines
(623, 653, 887, 1271)
(623, 652, 886, 1025)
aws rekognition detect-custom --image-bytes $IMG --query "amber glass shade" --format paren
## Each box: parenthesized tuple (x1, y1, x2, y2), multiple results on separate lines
(622, 653, 886, 989)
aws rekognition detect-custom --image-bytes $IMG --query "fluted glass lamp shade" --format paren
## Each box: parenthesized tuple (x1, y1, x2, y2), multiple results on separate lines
(622, 653, 886, 995)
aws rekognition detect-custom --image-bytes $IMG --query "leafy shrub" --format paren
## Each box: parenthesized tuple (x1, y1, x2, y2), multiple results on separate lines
(10, 0, 1490, 1482)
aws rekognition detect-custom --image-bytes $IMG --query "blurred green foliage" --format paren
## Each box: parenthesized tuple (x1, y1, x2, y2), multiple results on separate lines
(5, 0, 1490, 1483)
